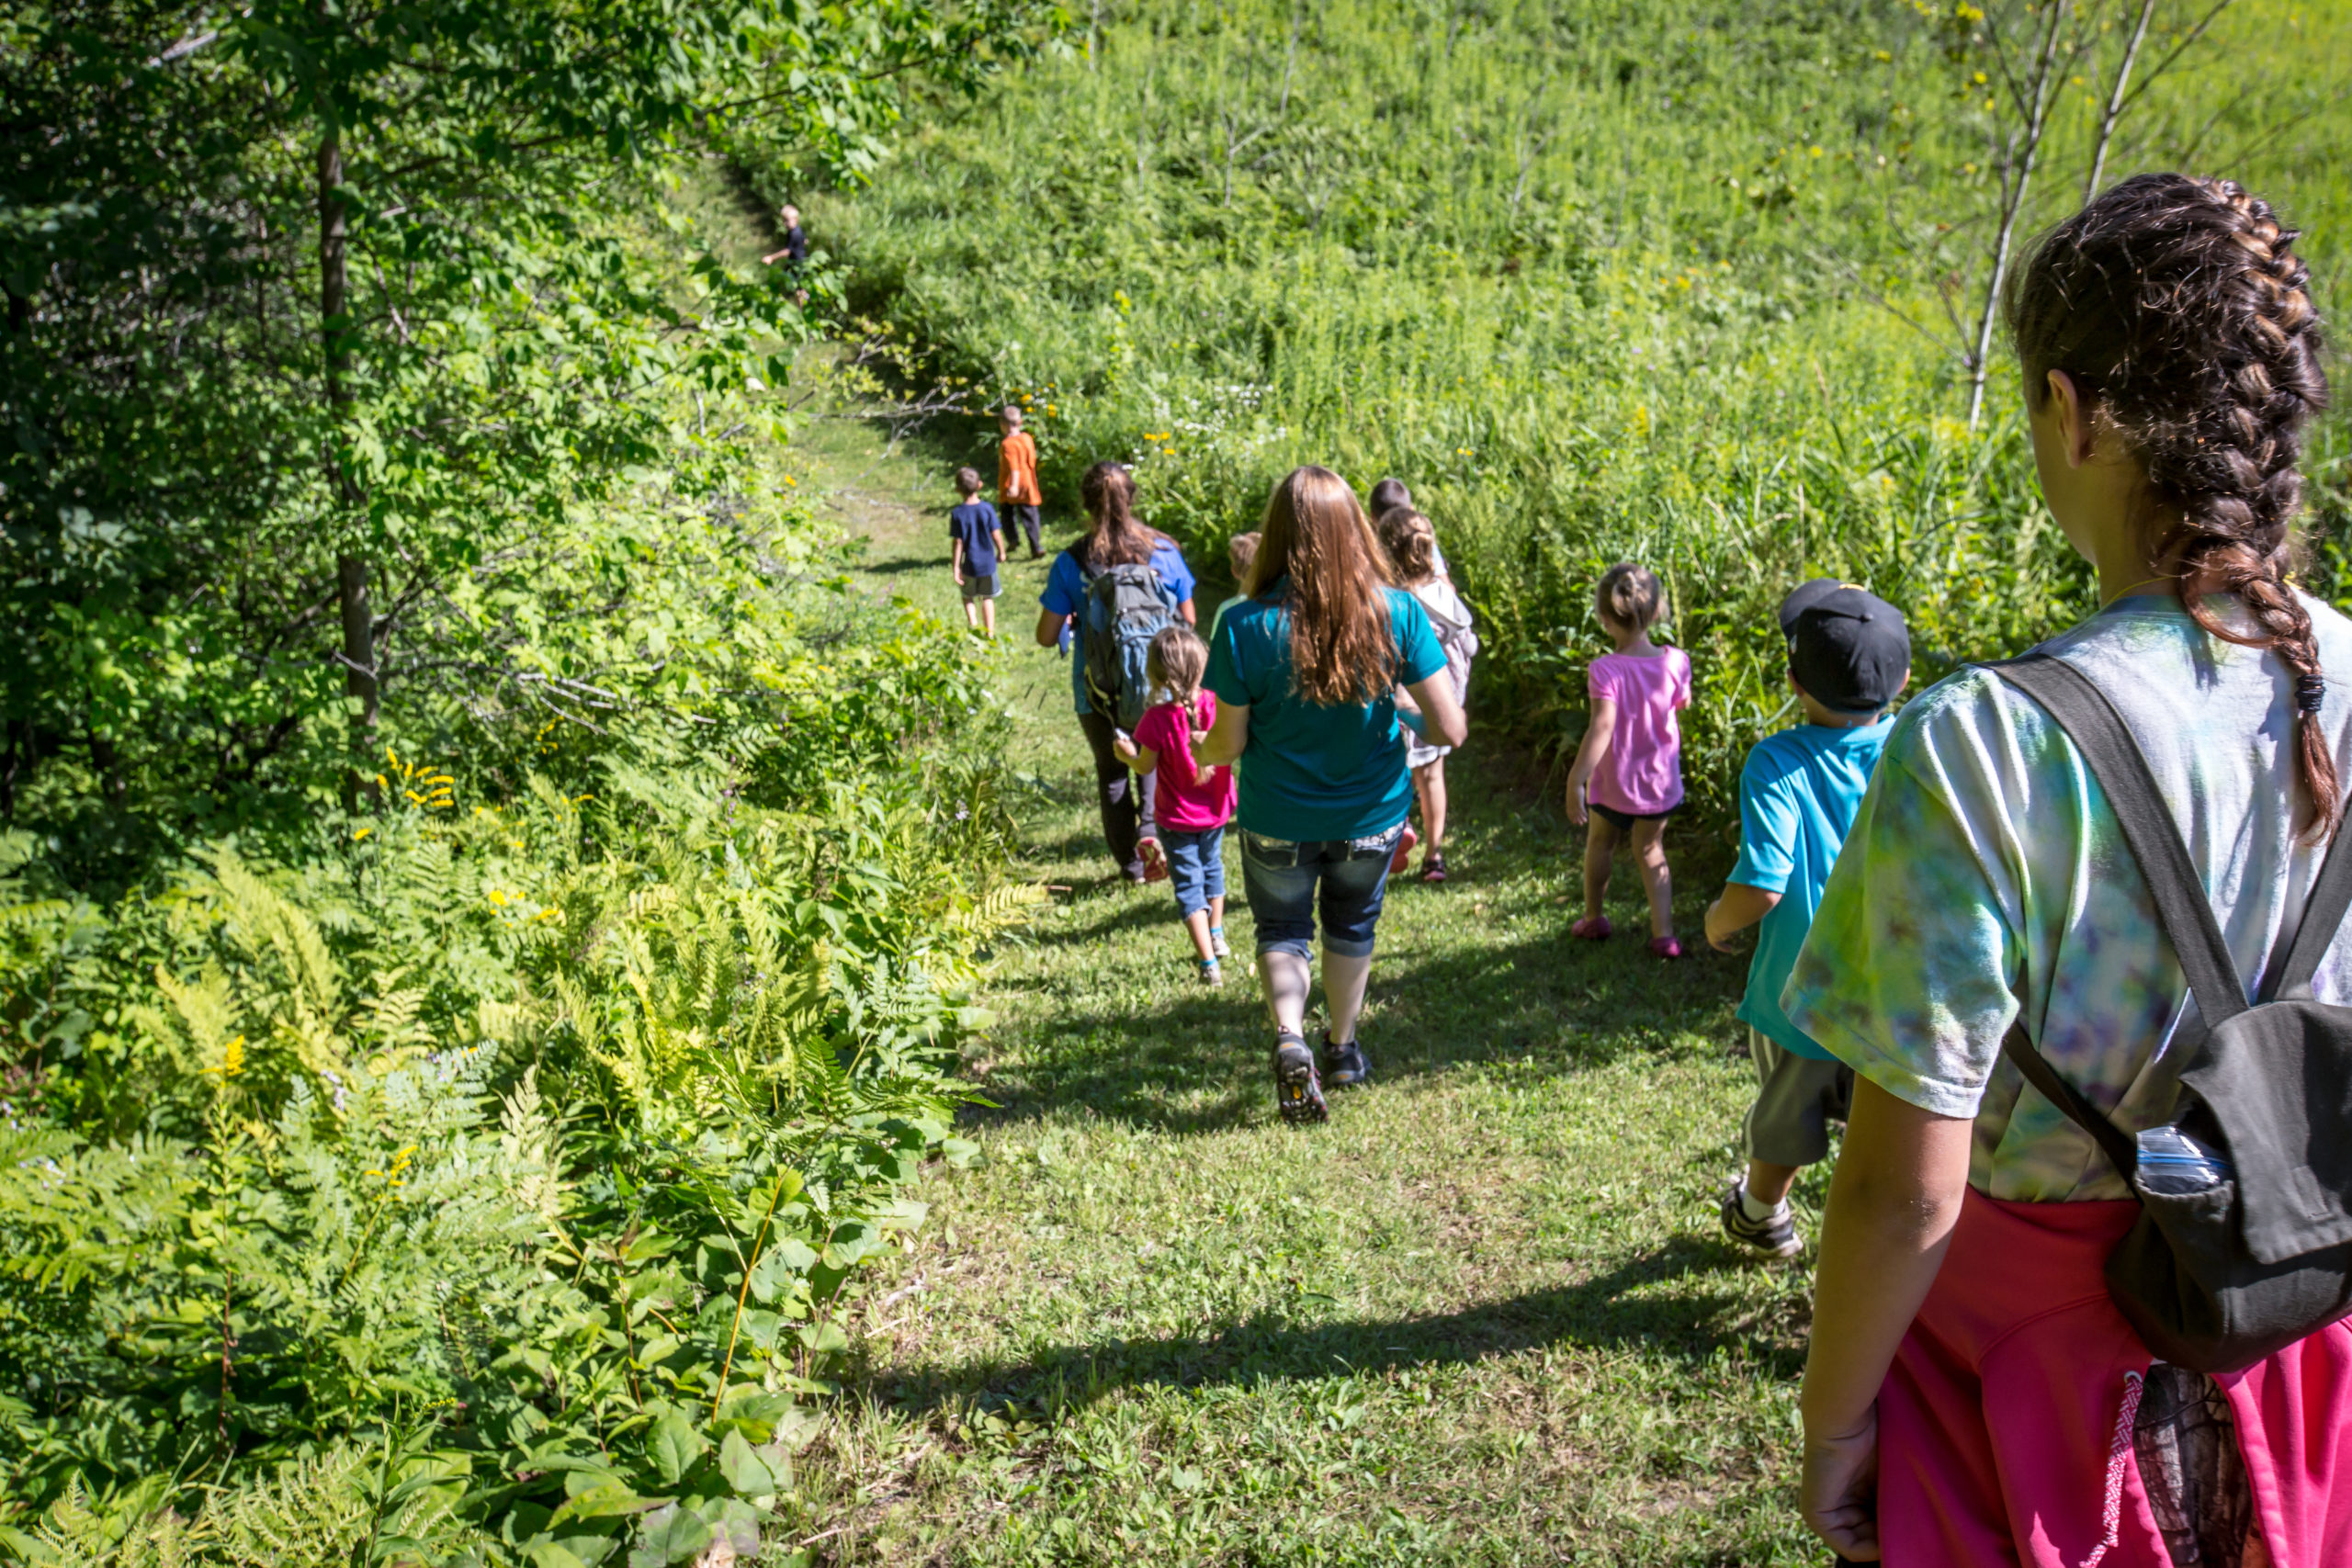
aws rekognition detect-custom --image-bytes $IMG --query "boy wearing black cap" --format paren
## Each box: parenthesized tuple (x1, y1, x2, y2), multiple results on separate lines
(1703, 580, 1910, 1258)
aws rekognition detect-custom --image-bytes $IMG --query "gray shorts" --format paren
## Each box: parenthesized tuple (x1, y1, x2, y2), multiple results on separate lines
(1743, 1028, 1853, 1168)
(960, 571, 1000, 601)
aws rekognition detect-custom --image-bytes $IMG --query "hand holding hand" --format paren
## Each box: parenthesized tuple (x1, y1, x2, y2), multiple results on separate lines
(1113, 735, 1139, 765)
(1802, 1408, 1882, 1562)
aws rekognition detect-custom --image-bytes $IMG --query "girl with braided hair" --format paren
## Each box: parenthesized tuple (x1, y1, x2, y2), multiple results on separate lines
(1786, 174, 2352, 1564)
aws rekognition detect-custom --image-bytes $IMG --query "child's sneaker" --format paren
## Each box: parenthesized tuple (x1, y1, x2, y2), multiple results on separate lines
(1209, 926, 1231, 958)
(1388, 825, 1419, 875)
(1272, 1032, 1327, 1124)
(1197, 957, 1224, 987)
(1420, 852, 1447, 885)
(1649, 935, 1684, 960)
(1719, 1181, 1803, 1258)
(1321, 1030, 1371, 1089)
(1138, 836, 1169, 883)
(1570, 915, 1612, 941)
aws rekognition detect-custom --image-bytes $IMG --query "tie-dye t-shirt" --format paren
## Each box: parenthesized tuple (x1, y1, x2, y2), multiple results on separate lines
(1783, 592, 2352, 1202)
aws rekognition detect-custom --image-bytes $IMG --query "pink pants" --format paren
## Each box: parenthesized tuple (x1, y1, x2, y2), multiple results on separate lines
(1877, 1188, 2352, 1567)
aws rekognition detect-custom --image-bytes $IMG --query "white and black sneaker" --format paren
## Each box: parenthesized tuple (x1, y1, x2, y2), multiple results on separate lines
(1719, 1180, 1803, 1258)
(1273, 1031, 1327, 1124)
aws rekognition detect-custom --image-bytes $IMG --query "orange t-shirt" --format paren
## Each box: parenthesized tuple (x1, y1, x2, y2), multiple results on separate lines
(998, 431, 1040, 505)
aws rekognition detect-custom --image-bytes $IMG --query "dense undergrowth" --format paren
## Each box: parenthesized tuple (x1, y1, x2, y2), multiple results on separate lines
(770, 0, 2352, 825)
(0, 194, 1040, 1568)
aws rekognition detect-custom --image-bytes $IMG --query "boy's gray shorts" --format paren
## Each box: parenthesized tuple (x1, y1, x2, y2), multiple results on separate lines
(1744, 1028, 1854, 1168)
(960, 571, 1000, 601)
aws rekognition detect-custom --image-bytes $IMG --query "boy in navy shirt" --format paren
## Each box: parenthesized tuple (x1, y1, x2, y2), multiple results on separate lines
(1702, 581, 1909, 1257)
(947, 467, 1007, 637)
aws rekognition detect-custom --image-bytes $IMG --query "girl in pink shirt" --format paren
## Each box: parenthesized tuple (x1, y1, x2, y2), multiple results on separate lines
(1564, 562, 1690, 958)
(1115, 626, 1238, 984)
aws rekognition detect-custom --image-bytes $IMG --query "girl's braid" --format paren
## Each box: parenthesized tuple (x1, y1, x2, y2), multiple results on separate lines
(2010, 174, 2334, 835)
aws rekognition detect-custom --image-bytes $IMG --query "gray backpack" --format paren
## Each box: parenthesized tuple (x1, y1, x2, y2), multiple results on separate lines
(1988, 653, 2352, 1374)
(1073, 554, 1181, 730)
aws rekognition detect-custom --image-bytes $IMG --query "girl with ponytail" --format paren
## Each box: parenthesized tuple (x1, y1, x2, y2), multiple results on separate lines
(1785, 175, 2352, 1564)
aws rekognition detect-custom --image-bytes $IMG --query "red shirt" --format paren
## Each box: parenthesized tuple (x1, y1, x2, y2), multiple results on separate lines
(1134, 694, 1235, 832)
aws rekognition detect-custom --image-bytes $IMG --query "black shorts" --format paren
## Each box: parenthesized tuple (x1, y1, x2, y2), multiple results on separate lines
(1592, 801, 1679, 832)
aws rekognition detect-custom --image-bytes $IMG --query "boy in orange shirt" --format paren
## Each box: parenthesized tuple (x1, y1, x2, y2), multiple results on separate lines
(997, 404, 1044, 559)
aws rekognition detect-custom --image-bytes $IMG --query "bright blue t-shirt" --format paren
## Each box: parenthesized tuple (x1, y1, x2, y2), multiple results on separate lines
(1039, 539, 1196, 716)
(1733, 717, 1894, 1059)
(949, 501, 1001, 576)
(1204, 582, 1447, 842)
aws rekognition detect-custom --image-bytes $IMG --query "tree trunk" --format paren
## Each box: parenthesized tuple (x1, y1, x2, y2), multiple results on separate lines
(1965, 0, 2070, 430)
(319, 130, 379, 741)
(2084, 0, 2157, 203)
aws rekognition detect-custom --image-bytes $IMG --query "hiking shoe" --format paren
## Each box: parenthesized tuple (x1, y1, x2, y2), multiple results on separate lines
(1720, 1182, 1803, 1258)
(1388, 826, 1419, 875)
(1138, 837, 1169, 884)
(1649, 935, 1684, 960)
(1209, 927, 1231, 958)
(1273, 1032, 1328, 1124)
(1197, 958, 1224, 987)
(1420, 852, 1448, 885)
(1321, 1032, 1371, 1089)
(1570, 915, 1612, 941)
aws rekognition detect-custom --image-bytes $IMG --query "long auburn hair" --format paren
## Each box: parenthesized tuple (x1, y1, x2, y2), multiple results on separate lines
(1245, 466, 1400, 705)
(2008, 174, 2333, 835)
(1076, 461, 1162, 570)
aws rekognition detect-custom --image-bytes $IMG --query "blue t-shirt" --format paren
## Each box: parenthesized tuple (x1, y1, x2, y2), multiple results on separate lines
(949, 502, 1001, 577)
(1039, 538, 1197, 716)
(1732, 717, 1894, 1059)
(1204, 582, 1447, 842)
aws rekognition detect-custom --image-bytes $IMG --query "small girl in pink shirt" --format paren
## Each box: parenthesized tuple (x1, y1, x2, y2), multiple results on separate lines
(1114, 626, 1238, 985)
(1564, 562, 1690, 958)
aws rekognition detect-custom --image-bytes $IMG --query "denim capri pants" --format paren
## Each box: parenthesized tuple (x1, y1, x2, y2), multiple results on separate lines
(1238, 822, 1404, 959)
(1160, 827, 1227, 919)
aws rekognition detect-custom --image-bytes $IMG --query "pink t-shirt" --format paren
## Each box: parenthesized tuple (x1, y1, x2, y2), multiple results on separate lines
(1134, 693, 1236, 833)
(1586, 646, 1691, 815)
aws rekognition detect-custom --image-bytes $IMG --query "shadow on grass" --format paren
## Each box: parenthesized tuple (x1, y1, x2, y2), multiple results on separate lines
(868, 1236, 1796, 1417)
(968, 908, 1747, 1137)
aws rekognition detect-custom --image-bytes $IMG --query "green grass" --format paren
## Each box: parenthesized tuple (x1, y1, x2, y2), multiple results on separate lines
(762, 403, 1836, 1564)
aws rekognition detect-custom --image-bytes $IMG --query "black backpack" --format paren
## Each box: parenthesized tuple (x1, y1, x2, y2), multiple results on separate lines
(1987, 653, 2352, 1374)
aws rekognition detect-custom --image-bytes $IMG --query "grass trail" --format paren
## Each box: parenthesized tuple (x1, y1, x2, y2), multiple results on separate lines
(764, 389, 1838, 1564)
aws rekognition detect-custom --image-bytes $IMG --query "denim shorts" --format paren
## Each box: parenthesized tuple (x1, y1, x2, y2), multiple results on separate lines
(1160, 827, 1227, 919)
(1238, 822, 1403, 960)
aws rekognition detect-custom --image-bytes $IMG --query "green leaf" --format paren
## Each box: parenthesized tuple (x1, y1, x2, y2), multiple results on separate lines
(628, 1505, 710, 1568)
(646, 1409, 707, 1487)
(717, 1428, 775, 1497)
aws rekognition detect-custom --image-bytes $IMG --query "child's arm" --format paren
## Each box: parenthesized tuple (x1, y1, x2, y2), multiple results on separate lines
(1114, 737, 1157, 775)
(1703, 884, 1781, 952)
(1563, 695, 1618, 826)
(951, 535, 966, 585)
(1800, 1080, 1973, 1558)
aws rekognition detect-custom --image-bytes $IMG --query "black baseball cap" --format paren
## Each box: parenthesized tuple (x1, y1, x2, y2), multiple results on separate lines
(1778, 580, 1910, 716)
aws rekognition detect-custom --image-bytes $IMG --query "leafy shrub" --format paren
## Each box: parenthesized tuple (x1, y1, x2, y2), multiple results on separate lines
(0, 739, 1038, 1561)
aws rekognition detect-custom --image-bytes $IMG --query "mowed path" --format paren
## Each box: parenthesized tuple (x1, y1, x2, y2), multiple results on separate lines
(781, 398, 1833, 1565)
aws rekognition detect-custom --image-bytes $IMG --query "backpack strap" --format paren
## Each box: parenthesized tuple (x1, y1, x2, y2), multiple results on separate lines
(1988, 653, 2251, 1030)
(2258, 809, 2352, 1002)
(2002, 1020, 2141, 1181)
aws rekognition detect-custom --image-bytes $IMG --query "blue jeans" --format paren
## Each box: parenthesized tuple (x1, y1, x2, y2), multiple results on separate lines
(1238, 822, 1403, 960)
(1161, 827, 1227, 920)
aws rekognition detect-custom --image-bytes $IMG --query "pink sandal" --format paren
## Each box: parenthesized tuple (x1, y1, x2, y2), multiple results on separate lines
(1649, 936, 1684, 960)
(1570, 916, 1612, 941)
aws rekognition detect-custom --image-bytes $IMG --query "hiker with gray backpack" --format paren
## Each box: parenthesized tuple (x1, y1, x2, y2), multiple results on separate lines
(1035, 461, 1198, 884)
(1785, 176, 2352, 1565)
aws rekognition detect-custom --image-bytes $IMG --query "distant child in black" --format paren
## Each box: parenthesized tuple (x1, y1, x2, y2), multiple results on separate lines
(948, 467, 1007, 637)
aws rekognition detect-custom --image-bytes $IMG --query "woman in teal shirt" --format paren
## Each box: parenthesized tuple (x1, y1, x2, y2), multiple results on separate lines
(1199, 467, 1466, 1124)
